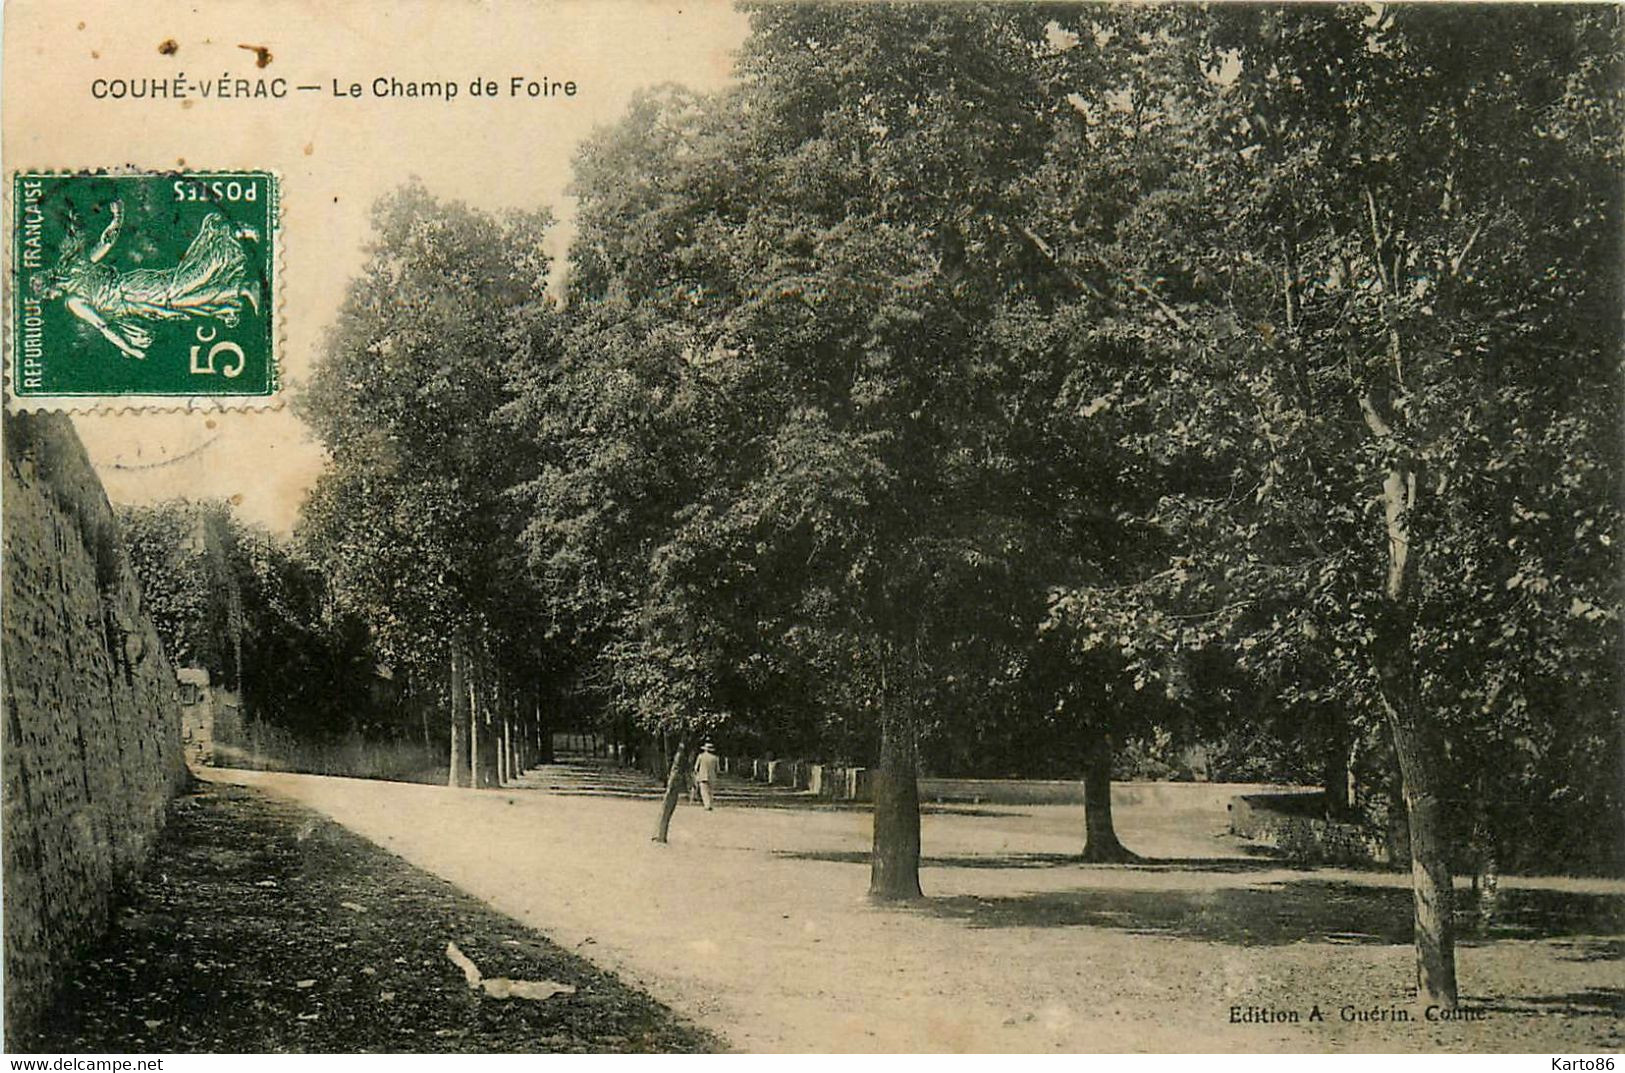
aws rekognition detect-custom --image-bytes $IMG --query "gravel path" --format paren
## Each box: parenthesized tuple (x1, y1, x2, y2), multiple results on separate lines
(19, 781, 719, 1053)
(209, 765, 1624, 1053)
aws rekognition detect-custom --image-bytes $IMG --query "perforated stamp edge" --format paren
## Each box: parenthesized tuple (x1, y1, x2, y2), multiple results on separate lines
(5, 168, 285, 414)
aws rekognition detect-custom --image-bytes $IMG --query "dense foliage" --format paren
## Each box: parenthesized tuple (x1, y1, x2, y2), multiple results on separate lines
(297, 183, 555, 680)
(119, 500, 378, 738)
(250, 0, 1619, 1004)
(1039, 4, 1623, 875)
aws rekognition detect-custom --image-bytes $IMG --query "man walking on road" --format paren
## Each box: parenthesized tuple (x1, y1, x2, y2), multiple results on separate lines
(693, 742, 719, 810)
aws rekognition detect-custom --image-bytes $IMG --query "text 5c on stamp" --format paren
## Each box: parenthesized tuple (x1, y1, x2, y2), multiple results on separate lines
(10, 170, 279, 408)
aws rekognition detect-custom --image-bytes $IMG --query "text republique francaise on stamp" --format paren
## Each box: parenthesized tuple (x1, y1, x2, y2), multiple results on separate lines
(10, 170, 279, 409)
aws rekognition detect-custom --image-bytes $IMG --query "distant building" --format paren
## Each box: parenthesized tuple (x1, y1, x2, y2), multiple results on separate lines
(176, 666, 241, 766)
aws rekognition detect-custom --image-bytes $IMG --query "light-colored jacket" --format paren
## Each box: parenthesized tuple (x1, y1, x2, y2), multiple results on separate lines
(693, 751, 720, 783)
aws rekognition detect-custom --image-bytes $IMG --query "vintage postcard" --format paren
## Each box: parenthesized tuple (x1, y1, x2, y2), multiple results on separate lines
(2, 0, 1620, 1061)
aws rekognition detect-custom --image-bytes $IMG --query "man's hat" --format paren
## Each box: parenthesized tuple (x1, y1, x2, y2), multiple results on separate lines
(702, 741, 715, 751)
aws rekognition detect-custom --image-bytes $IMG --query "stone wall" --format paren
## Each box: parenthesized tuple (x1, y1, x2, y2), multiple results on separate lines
(722, 756, 874, 802)
(719, 755, 1310, 812)
(919, 777, 1308, 810)
(2, 413, 188, 1039)
(1227, 791, 1392, 866)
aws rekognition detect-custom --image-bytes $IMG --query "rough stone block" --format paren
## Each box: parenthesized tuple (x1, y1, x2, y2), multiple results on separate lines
(2, 414, 186, 1040)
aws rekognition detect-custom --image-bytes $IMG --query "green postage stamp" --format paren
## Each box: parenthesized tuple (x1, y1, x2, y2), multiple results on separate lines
(10, 170, 279, 407)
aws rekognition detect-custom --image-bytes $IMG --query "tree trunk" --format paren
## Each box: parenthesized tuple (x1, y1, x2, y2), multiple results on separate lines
(484, 680, 500, 787)
(1364, 389, 1458, 1009)
(1386, 700, 1459, 1007)
(511, 688, 522, 775)
(538, 697, 553, 763)
(500, 712, 513, 780)
(652, 739, 690, 843)
(497, 712, 509, 785)
(1080, 729, 1138, 863)
(869, 701, 923, 901)
(1378, 644, 1459, 1009)
(511, 691, 524, 776)
(1324, 712, 1354, 816)
(1468, 772, 1501, 929)
(494, 673, 508, 786)
(467, 670, 481, 790)
(448, 648, 467, 788)
(523, 696, 534, 772)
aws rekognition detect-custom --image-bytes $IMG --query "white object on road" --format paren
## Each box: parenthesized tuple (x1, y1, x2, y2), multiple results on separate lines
(445, 939, 576, 1002)
(481, 977, 577, 1001)
(445, 941, 483, 988)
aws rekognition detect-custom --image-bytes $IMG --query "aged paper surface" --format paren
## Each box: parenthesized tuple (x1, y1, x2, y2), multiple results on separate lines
(3, 0, 1621, 1058)
(5, 0, 743, 527)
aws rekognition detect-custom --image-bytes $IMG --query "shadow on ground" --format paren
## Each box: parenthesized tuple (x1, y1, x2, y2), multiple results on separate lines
(1482, 987, 1625, 1019)
(912, 881, 1625, 947)
(775, 849, 1291, 871)
(1552, 938, 1625, 963)
(776, 849, 1075, 869)
(22, 782, 720, 1054)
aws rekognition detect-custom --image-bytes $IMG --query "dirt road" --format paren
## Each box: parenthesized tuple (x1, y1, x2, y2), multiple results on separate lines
(209, 766, 1623, 1053)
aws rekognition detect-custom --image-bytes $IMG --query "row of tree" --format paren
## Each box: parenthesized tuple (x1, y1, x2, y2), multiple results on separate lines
(292, 4, 1621, 1010)
(119, 500, 385, 739)
(121, 494, 559, 785)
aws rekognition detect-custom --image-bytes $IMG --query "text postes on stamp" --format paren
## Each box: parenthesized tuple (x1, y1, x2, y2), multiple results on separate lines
(10, 170, 279, 408)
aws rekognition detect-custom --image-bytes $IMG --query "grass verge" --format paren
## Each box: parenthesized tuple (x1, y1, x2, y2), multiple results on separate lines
(19, 780, 722, 1053)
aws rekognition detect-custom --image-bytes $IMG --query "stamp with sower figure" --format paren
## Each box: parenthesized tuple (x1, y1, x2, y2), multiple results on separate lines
(10, 170, 278, 408)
